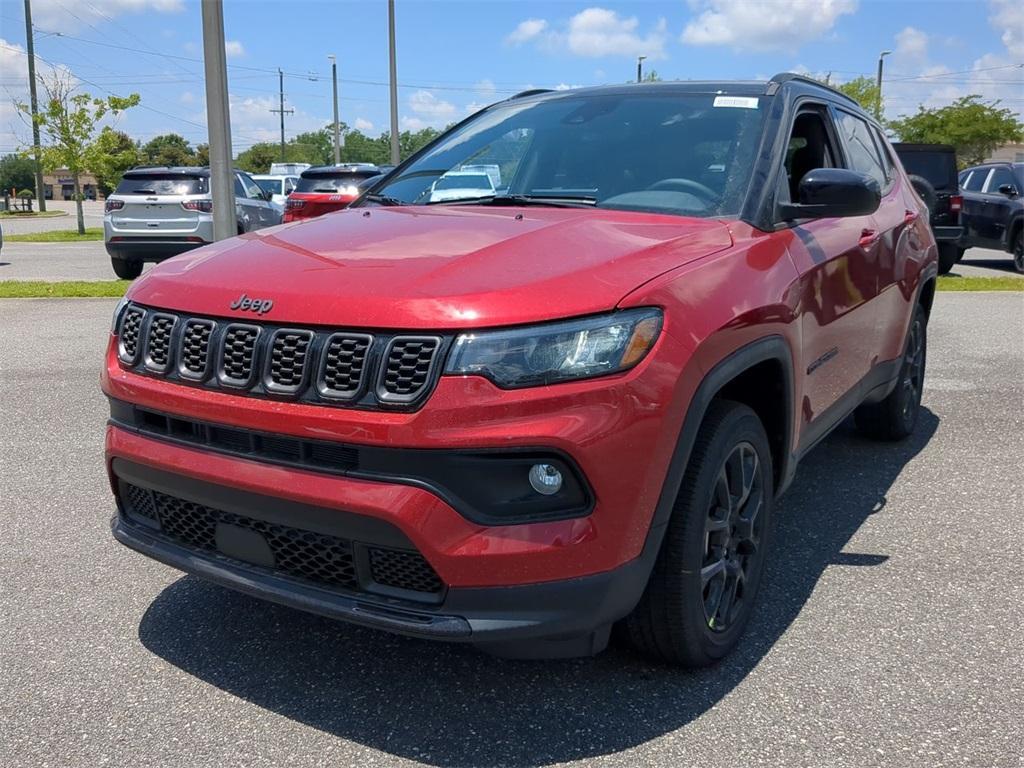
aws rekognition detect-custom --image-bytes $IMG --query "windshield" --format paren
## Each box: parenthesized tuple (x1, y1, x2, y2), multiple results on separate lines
(366, 92, 767, 217)
(115, 174, 208, 195)
(295, 172, 379, 193)
(255, 178, 283, 196)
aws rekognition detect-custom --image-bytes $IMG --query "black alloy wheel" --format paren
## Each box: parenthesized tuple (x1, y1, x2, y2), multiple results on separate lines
(701, 441, 766, 633)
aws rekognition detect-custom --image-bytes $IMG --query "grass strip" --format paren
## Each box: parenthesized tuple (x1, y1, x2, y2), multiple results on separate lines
(0, 280, 129, 298)
(5, 228, 103, 242)
(0, 209, 68, 218)
(936, 275, 1024, 291)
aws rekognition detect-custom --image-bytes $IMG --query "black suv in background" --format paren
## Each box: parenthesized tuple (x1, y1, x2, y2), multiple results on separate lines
(892, 144, 963, 274)
(958, 162, 1024, 273)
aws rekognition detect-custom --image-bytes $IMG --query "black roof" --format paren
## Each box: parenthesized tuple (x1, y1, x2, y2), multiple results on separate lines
(504, 73, 859, 108)
(302, 163, 380, 177)
(126, 166, 210, 176)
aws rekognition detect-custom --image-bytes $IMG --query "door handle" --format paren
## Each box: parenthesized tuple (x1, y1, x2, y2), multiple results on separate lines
(904, 209, 919, 224)
(859, 228, 881, 248)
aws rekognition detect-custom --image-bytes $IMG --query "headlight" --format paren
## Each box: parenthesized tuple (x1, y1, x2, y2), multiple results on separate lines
(444, 308, 662, 388)
(110, 295, 130, 333)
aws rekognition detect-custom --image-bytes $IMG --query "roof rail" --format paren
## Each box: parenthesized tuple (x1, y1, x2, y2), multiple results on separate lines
(508, 88, 553, 101)
(767, 72, 860, 108)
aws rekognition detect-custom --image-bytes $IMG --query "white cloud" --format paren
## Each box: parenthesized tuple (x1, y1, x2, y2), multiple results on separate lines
(224, 40, 246, 58)
(218, 94, 328, 147)
(30, 0, 183, 32)
(400, 116, 430, 131)
(681, 0, 857, 52)
(353, 117, 374, 132)
(894, 26, 928, 61)
(506, 19, 548, 46)
(179, 91, 195, 105)
(565, 8, 667, 59)
(474, 79, 497, 96)
(406, 90, 457, 127)
(989, 0, 1024, 58)
(0, 39, 79, 152)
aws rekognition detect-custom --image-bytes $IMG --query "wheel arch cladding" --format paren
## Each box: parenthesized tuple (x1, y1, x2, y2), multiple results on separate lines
(649, 336, 795, 540)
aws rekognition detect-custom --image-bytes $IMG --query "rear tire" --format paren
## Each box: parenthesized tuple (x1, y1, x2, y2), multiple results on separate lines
(623, 400, 773, 667)
(937, 243, 959, 275)
(1012, 230, 1023, 274)
(110, 256, 143, 280)
(907, 174, 937, 215)
(855, 304, 927, 441)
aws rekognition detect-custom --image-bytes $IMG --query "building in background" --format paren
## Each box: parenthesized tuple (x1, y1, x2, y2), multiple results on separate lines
(985, 143, 1024, 163)
(41, 169, 102, 201)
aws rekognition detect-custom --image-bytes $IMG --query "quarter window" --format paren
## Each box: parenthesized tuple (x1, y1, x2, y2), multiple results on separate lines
(836, 111, 887, 188)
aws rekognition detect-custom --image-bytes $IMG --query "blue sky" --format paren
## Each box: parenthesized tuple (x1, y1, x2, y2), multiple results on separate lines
(1, 0, 1021, 156)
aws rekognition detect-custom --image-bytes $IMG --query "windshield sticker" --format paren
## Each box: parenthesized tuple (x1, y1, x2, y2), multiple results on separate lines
(713, 96, 759, 109)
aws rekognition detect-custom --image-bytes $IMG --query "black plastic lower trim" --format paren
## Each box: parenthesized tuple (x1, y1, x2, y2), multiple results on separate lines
(108, 398, 593, 525)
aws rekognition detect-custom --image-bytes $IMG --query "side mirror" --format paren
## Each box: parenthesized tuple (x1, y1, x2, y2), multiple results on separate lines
(997, 183, 1019, 198)
(778, 168, 881, 221)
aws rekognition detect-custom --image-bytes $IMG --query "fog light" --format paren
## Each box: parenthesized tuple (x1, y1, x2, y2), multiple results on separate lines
(528, 463, 563, 496)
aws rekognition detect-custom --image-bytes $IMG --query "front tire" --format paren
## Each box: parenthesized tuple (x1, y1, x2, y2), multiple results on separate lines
(110, 256, 143, 280)
(855, 304, 927, 441)
(623, 401, 773, 666)
(1012, 230, 1023, 274)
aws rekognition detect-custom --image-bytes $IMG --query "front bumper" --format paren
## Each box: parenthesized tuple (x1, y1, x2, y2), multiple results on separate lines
(110, 458, 652, 657)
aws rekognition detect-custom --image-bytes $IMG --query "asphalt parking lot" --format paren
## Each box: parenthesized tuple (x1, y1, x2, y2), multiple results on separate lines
(2, 293, 1022, 768)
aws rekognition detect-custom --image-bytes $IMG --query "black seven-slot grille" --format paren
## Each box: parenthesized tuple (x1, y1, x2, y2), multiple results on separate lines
(117, 303, 446, 409)
(121, 481, 444, 599)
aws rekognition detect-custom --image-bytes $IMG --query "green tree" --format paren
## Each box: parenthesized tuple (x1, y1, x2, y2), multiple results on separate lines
(836, 76, 881, 115)
(86, 128, 139, 196)
(194, 143, 209, 166)
(291, 128, 333, 165)
(234, 142, 280, 173)
(142, 133, 196, 167)
(889, 95, 1024, 167)
(18, 71, 139, 233)
(0, 153, 36, 196)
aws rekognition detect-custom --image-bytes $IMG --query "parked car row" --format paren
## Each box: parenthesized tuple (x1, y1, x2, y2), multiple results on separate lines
(891, 143, 1023, 274)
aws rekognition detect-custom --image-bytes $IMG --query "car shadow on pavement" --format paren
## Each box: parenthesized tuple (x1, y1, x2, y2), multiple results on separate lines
(139, 409, 939, 767)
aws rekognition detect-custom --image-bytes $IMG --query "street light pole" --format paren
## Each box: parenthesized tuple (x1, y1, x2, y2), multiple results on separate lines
(200, 0, 236, 241)
(23, 0, 46, 210)
(637, 55, 647, 83)
(387, 0, 400, 165)
(328, 54, 340, 165)
(875, 50, 891, 121)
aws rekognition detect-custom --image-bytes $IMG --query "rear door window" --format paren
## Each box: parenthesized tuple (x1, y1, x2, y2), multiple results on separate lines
(115, 174, 208, 195)
(835, 111, 887, 189)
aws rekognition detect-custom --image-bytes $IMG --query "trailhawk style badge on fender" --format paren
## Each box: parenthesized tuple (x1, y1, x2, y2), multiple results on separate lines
(103, 74, 938, 666)
(229, 294, 274, 315)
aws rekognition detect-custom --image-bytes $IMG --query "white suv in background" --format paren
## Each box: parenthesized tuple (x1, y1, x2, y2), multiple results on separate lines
(103, 167, 283, 279)
(253, 174, 299, 206)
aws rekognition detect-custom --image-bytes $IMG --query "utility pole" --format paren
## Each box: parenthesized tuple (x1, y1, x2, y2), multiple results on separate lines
(201, 0, 235, 241)
(270, 68, 293, 160)
(23, 0, 45, 211)
(328, 54, 341, 165)
(875, 50, 891, 121)
(387, 0, 400, 165)
(637, 55, 646, 83)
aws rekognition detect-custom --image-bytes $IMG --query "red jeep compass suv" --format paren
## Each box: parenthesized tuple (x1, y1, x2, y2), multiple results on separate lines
(104, 75, 936, 665)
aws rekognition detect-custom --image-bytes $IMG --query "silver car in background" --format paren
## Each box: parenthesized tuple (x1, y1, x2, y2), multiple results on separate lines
(103, 167, 283, 279)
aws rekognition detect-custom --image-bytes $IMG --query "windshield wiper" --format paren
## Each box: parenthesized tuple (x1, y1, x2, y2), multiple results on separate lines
(361, 192, 407, 206)
(426, 194, 597, 209)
